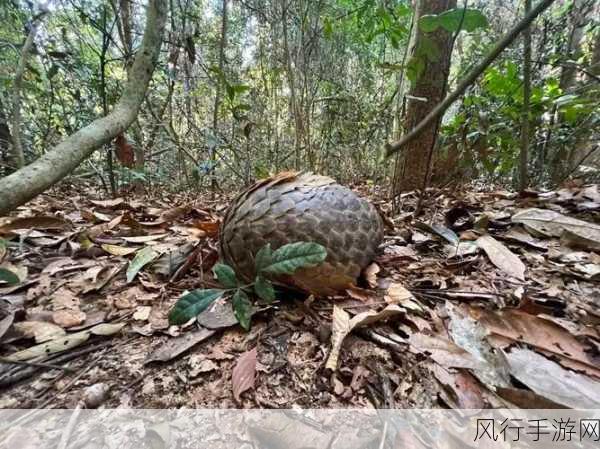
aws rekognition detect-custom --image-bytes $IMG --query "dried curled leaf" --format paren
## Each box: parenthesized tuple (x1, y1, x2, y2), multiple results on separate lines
(326, 304, 405, 370)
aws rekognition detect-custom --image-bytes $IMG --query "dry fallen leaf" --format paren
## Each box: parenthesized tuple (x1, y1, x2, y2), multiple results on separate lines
(447, 303, 511, 388)
(88, 214, 123, 239)
(133, 306, 152, 321)
(502, 227, 548, 250)
(51, 287, 80, 310)
(430, 364, 489, 409)
(90, 198, 126, 209)
(506, 348, 600, 409)
(0, 216, 71, 234)
(408, 333, 479, 370)
(101, 244, 138, 256)
(513, 207, 600, 240)
(345, 286, 378, 302)
(560, 229, 600, 253)
(384, 282, 420, 309)
(81, 264, 123, 293)
(5, 322, 125, 361)
(363, 263, 380, 288)
(189, 357, 218, 377)
(326, 304, 405, 370)
(52, 309, 87, 328)
(469, 307, 598, 373)
(326, 306, 351, 371)
(232, 347, 257, 402)
(122, 234, 168, 243)
(159, 204, 191, 222)
(13, 320, 66, 343)
(145, 327, 216, 363)
(196, 298, 238, 330)
(193, 220, 220, 237)
(0, 313, 15, 340)
(476, 235, 525, 280)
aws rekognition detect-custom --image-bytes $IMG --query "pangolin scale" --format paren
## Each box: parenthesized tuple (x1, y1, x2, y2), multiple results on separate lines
(219, 172, 384, 296)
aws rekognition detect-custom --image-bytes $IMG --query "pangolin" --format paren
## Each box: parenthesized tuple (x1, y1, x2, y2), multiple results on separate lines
(219, 172, 384, 296)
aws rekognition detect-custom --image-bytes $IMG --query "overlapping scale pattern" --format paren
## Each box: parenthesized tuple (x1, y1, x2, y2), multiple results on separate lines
(220, 172, 384, 295)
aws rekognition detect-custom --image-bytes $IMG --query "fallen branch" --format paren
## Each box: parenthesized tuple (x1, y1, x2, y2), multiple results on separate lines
(385, 0, 556, 158)
(0, 356, 75, 372)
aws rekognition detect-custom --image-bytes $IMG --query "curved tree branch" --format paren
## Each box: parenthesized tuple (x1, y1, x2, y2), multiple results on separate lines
(0, 0, 168, 215)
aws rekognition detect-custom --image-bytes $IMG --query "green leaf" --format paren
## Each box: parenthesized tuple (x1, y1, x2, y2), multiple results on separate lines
(126, 246, 160, 282)
(232, 289, 253, 331)
(226, 83, 235, 102)
(255, 243, 273, 272)
(168, 288, 225, 325)
(323, 16, 333, 39)
(438, 8, 488, 33)
(213, 263, 238, 288)
(261, 242, 327, 276)
(232, 84, 250, 94)
(419, 15, 440, 32)
(395, 3, 411, 17)
(254, 276, 275, 303)
(0, 268, 20, 285)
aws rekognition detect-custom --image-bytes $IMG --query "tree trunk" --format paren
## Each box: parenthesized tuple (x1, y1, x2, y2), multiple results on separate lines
(211, 0, 228, 191)
(550, 0, 593, 183)
(591, 29, 600, 76)
(558, 0, 591, 89)
(119, 0, 146, 192)
(100, 6, 117, 196)
(519, 0, 532, 192)
(10, 15, 46, 170)
(119, 0, 134, 63)
(0, 99, 13, 176)
(0, 0, 167, 216)
(391, 10, 415, 211)
(282, 0, 304, 170)
(394, 0, 456, 193)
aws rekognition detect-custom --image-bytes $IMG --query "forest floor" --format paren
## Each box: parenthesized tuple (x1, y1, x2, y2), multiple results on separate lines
(0, 178, 599, 409)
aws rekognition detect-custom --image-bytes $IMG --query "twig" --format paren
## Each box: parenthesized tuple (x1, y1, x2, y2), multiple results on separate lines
(0, 357, 75, 372)
(0, 340, 113, 388)
(1, 348, 109, 430)
(385, 0, 556, 157)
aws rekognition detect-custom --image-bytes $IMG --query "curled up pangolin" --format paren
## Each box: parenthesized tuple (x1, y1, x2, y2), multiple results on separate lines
(220, 172, 384, 296)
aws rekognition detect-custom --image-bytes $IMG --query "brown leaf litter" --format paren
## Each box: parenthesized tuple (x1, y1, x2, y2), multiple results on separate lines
(0, 182, 599, 409)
